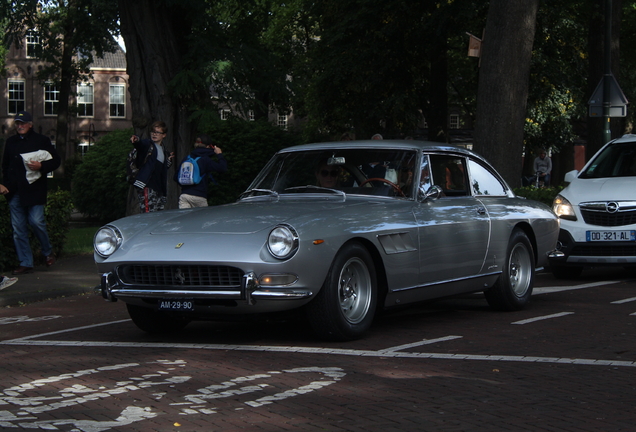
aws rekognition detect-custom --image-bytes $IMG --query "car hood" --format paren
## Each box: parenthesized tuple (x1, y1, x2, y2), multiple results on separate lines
(564, 177, 636, 204)
(114, 197, 372, 237)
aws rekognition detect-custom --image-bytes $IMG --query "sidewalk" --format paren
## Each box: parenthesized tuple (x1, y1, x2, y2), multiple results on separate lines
(0, 254, 100, 307)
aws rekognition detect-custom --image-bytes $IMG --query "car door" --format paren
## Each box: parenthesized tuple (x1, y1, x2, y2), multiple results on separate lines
(412, 153, 490, 284)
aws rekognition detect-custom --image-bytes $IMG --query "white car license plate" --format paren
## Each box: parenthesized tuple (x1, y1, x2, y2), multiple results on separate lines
(586, 230, 636, 242)
(158, 300, 194, 311)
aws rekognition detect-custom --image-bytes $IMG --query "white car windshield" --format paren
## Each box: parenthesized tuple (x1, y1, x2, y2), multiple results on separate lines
(580, 142, 636, 179)
(247, 149, 418, 198)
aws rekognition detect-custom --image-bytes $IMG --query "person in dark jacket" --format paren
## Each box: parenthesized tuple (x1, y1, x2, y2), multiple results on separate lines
(1, 111, 61, 275)
(175, 134, 228, 208)
(130, 121, 174, 212)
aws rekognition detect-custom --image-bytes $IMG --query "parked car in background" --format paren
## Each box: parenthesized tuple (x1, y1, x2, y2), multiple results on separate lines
(550, 134, 636, 278)
(95, 141, 559, 340)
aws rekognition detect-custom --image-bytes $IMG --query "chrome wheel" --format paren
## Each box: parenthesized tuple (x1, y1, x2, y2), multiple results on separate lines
(508, 242, 532, 297)
(338, 257, 372, 324)
(484, 229, 535, 311)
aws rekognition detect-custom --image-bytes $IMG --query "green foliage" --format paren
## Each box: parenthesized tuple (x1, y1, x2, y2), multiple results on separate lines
(0, 189, 73, 272)
(64, 225, 99, 256)
(513, 185, 563, 207)
(71, 128, 133, 223)
(202, 119, 302, 206)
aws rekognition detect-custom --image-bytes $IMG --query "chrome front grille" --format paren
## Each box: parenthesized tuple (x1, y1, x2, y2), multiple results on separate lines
(581, 210, 636, 226)
(118, 265, 244, 287)
(580, 201, 636, 227)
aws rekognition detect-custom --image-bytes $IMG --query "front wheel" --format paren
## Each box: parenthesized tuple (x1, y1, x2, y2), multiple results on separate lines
(307, 242, 377, 341)
(484, 229, 535, 311)
(126, 303, 190, 334)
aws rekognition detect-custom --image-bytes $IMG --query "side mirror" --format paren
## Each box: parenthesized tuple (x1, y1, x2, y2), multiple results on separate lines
(564, 170, 578, 184)
(418, 185, 442, 202)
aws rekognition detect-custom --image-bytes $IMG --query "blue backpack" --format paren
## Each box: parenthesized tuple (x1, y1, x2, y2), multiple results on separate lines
(177, 155, 203, 185)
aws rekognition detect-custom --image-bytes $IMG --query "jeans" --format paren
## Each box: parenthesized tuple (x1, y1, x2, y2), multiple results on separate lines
(8, 194, 52, 268)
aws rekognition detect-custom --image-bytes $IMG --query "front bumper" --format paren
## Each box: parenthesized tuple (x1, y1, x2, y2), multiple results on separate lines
(100, 266, 313, 306)
(548, 229, 636, 266)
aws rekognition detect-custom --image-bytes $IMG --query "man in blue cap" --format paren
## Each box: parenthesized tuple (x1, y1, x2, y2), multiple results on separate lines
(1, 111, 61, 275)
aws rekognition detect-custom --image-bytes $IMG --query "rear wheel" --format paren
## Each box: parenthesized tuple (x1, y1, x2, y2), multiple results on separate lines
(126, 303, 190, 333)
(307, 242, 377, 341)
(485, 229, 535, 311)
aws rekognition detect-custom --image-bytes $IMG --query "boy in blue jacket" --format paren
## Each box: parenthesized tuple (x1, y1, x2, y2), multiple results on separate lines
(175, 134, 228, 208)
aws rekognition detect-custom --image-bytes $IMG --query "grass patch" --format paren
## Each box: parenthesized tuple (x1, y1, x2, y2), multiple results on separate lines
(64, 226, 99, 256)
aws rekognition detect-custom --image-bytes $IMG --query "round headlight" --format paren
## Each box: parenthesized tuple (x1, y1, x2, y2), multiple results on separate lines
(94, 225, 123, 257)
(267, 225, 299, 260)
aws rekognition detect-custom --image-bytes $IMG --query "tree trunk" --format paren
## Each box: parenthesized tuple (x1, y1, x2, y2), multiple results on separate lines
(427, 32, 449, 143)
(118, 0, 195, 214)
(54, 38, 73, 176)
(472, 0, 539, 188)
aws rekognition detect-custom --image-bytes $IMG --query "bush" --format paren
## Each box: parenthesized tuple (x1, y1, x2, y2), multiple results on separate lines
(513, 185, 563, 207)
(200, 119, 302, 206)
(0, 189, 73, 272)
(72, 128, 133, 223)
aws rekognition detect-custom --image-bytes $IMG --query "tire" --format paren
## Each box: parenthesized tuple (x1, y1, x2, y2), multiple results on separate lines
(484, 229, 535, 311)
(126, 303, 190, 334)
(551, 264, 583, 279)
(306, 242, 377, 341)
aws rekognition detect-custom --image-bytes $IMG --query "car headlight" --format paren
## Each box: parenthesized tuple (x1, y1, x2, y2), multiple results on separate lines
(94, 225, 123, 257)
(267, 225, 299, 260)
(553, 194, 577, 221)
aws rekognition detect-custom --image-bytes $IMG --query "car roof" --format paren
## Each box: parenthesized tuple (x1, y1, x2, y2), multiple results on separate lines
(279, 140, 483, 160)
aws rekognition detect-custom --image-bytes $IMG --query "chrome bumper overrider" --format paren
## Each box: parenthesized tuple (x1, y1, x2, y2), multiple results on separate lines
(100, 271, 313, 303)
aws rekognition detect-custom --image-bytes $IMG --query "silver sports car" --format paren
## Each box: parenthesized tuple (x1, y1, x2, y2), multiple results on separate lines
(95, 141, 559, 340)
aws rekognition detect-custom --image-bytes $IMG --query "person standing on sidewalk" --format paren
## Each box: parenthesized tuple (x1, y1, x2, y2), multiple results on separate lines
(175, 134, 227, 208)
(0, 183, 18, 288)
(1, 111, 60, 275)
(130, 121, 174, 212)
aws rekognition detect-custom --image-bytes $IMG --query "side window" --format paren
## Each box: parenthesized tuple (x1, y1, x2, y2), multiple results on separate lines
(468, 159, 507, 196)
(429, 154, 468, 196)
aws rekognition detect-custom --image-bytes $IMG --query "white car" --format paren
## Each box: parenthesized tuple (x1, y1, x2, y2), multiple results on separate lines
(550, 134, 636, 278)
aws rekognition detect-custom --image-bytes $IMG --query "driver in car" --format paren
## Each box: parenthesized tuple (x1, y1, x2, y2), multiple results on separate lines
(315, 163, 341, 189)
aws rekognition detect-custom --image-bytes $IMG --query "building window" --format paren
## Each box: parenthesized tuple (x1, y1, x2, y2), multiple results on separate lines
(26, 31, 40, 58)
(221, 109, 230, 120)
(109, 83, 125, 117)
(8, 80, 25, 114)
(278, 114, 288, 129)
(77, 142, 93, 157)
(248, 110, 255, 121)
(44, 83, 59, 115)
(449, 114, 460, 129)
(77, 83, 94, 117)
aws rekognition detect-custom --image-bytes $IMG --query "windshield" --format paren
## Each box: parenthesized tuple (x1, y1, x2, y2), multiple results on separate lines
(580, 142, 636, 179)
(246, 148, 419, 199)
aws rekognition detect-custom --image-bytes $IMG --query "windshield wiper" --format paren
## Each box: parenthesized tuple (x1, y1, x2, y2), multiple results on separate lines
(239, 189, 279, 200)
(285, 185, 346, 197)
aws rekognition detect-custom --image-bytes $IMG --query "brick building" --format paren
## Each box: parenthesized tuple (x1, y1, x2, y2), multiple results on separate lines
(0, 36, 132, 158)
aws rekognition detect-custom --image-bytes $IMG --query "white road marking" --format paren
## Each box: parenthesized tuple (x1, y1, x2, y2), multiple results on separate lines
(2, 337, 635, 367)
(533, 280, 621, 295)
(0, 360, 345, 431)
(511, 312, 575, 325)
(611, 296, 636, 304)
(379, 335, 463, 353)
(0, 315, 62, 325)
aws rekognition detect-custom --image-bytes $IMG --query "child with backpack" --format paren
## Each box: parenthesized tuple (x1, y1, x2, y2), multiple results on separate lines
(175, 134, 227, 208)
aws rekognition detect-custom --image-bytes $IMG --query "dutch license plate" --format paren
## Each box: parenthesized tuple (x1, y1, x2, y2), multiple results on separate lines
(586, 230, 636, 242)
(158, 299, 194, 311)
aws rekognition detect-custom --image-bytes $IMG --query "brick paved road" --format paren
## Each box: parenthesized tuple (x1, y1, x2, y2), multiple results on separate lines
(1, 268, 635, 431)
